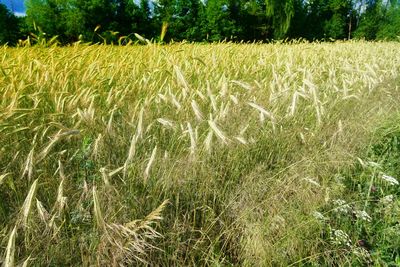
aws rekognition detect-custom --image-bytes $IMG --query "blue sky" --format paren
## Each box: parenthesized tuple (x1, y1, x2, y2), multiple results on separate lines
(0, 0, 150, 16)
(0, 0, 147, 16)
(0, 0, 25, 16)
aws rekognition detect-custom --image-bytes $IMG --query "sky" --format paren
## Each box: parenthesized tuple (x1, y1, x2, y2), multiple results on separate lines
(0, 0, 151, 17)
(0, 0, 25, 16)
(0, 0, 146, 16)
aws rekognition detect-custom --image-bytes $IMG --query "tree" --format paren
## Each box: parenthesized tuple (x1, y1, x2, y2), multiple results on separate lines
(16, 0, 400, 43)
(26, 0, 128, 43)
(355, 0, 400, 40)
(71, 0, 117, 40)
(138, 0, 154, 37)
(286, 0, 307, 39)
(25, 0, 65, 37)
(265, 0, 295, 39)
(355, 0, 384, 39)
(376, 0, 400, 40)
(238, 0, 268, 40)
(299, 0, 354, 40)
(323, 0, 354, 39)
(0, 3, 21, 44)
(201, 0, 238, 41)
(171, 0, 204, 41)
(111, 0, 133, 36)
(153, 0, 175, 40)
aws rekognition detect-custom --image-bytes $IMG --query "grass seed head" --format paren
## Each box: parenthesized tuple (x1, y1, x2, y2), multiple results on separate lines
(21, 179, 38, 227)
(208, 119, 229, 144)
(92, 186, 106, 231)
(4, 226, 17, 267)
(144, 146, 157, 182)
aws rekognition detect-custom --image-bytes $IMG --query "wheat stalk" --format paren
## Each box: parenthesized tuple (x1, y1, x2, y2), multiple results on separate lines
(37, 131, 62, 162)
(92, 186, 106, 231)
(36, 199, 49, 225)
(157, 118, 175, 129)
(124, 131, 138, 177)
(144, 146, 157, 181)
(208, 119, 229, 144)
(4, 226, 17, 267)
(22, 147, 34, 181)
(204, 129, 213, 152)
(20, 179, 38, 227)
(187, 122, 196, 154)
(136, 107, 144, 140)
(248, 102, 276, 129)
(174, 65, 189, 98)
(191, 100, 204, 121)
(0, 173, 10, 186)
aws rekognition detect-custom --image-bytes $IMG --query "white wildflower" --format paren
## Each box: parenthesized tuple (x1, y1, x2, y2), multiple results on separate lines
(354, 210, 372, 222)
(381, 194, 394, 205)
(353, 247, 371, 260)
(333, 199, 352, 214)
(381, 174, 399, 186)
(331, 229, 351, 247)
(312, 211, 327, 221)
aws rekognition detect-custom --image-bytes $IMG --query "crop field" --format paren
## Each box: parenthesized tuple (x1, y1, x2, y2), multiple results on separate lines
(1, 42, 400, 266)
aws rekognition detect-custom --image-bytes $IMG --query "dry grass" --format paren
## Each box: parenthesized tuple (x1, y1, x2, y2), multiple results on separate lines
(0, 41, 400, 266)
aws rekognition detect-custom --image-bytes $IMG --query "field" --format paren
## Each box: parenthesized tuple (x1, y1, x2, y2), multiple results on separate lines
(1, 42, 400, 266)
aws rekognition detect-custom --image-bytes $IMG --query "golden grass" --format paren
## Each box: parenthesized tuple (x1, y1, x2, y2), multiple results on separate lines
(0, 41, 400, 265)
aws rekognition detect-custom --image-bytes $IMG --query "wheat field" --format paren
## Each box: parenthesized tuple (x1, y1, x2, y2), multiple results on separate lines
(1, 41, 400, 266)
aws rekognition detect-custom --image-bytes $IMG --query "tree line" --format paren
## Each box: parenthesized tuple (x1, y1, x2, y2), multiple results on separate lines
(1, 0, 399, 45)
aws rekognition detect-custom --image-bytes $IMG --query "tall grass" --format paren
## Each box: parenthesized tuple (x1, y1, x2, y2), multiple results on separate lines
(0, 41, 400, 266)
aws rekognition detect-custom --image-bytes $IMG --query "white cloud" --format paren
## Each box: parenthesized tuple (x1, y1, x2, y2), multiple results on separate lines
(14, 11, 26, 17)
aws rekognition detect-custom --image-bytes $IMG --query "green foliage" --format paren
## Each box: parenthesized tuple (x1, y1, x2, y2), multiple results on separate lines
(354, 0, 384, 40)
(237, 0, 269, 40)
(170, 0, 204, 41)
(265, 0, 295, 39)
(0, 0, 398, 44)
(355, 0, 400, 40)
(202, 0, 238, 41)
(0, 3, 21, 44)
(25, 0, 65, 38)
(376, 4, 400, 40)
(312, 114, 400, 265)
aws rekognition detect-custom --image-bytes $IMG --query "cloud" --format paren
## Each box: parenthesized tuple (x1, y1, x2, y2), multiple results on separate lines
(14, 11, 26, 17)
